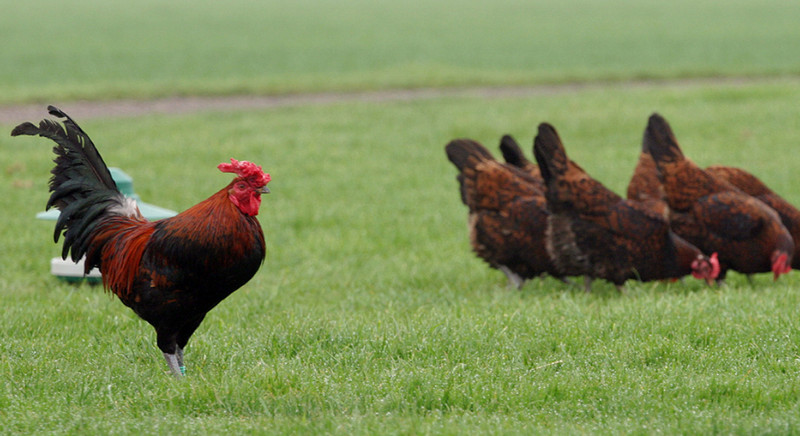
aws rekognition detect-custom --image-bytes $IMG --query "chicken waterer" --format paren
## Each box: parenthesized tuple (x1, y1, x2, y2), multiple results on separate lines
(36, 167, 177, 283)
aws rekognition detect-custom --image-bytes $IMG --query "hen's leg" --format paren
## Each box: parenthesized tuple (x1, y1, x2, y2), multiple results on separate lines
(498, 266, 524, 289)
(557, 276, 573, 285)
(583, 276, 593, 293)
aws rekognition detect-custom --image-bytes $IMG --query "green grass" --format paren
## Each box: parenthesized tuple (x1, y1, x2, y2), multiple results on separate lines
(2, 80, 800, 434)
(2, 0, 800, 104)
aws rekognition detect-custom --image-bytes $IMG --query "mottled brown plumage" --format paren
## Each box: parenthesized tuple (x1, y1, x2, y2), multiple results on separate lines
(446, 138, 557, 288)
(706, 165, 800, 269)
(533, 122, 718, 291)
(627, 145, 669, 219)
(644, 113, 793, 281)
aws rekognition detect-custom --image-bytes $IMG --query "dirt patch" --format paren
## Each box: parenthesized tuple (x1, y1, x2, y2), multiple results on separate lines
(0, 77, 783, 125)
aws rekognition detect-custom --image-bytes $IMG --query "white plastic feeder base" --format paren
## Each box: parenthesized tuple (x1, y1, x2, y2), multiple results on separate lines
(50, 257, 102, 283)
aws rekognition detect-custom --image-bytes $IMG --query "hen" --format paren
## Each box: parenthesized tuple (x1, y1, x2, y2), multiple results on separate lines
(12, 106, 271, 377)
(643, 113, 793, 281)
(533, 122, 719, 291)
(446, 138, 558, 288)
(706, 165, 800, 269)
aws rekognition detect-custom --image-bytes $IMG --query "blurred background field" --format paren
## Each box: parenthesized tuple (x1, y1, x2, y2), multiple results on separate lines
(1, 0, 799, 103)
(2, 1, 800, 434)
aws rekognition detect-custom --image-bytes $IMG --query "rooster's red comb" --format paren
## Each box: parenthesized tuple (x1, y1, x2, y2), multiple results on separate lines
(218, 158, 271, 187)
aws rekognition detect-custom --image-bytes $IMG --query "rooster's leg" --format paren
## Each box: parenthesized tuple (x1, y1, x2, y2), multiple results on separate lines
(163, 352, 183, 378)
(157, 331, 184, 377)
(583, 276, 593, 293)
(176, 347, 185, 375)
(175, 314, 205, 377)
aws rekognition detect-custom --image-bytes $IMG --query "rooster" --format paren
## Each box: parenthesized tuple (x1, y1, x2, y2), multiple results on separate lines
(706, 165, 800, 269)
(12, 106, 271, 377)
(533, 122, 719, 291)
(643, 113, 793, 281)
(446, 138, 558, 288)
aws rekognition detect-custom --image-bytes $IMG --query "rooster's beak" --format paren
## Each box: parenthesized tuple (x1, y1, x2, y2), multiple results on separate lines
(260, 186, 270, 194)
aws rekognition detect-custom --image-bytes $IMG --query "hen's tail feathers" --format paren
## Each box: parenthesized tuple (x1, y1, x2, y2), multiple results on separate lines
(445, 138, 494, 171)
(533, 123, 567, 184)
(446, 139, 496, 206)
(11, 106, 130, 262)
(643, 113, 684, 164)
(499, 135, 528, 169)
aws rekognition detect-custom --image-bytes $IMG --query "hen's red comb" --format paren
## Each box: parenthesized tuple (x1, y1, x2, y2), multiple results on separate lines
(218, 158, 271, 187)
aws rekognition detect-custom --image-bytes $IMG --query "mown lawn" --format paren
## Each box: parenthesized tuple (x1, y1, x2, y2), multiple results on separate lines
(2, 80, 800, 434)
(1, 0, 800, 104)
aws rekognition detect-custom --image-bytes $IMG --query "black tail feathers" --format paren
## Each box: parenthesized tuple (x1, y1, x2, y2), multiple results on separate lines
(445, 138, 495, 172)
(12, 106, 127, 262)
(498, 135, 529, 169)
(533, 123, 568, 184)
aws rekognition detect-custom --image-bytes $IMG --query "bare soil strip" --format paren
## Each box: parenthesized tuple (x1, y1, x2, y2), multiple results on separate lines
(0, 76, 787, 125)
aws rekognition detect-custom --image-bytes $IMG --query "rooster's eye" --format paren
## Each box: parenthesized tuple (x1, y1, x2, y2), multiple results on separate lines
(237, 183, 247, 190)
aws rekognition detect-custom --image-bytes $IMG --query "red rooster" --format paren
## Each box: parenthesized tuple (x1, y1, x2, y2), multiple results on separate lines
(12, 106, 271, 377)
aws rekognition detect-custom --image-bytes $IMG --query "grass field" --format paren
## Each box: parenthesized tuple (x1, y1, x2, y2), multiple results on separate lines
(3, 0, 800, 434)
(3, 80, 800, 434)
(2, 0, 800, 104)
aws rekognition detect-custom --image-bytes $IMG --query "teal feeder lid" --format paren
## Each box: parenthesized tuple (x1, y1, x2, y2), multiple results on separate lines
(36, 167, 177, 283)
(36, 168, 177, 221)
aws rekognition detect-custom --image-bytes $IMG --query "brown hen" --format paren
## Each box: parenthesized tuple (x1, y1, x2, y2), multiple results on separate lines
(643, 113, 793, 281)
(706, 165, 800, 269)
(446, 138, 558, 288)
(533, 122, 719, 291)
